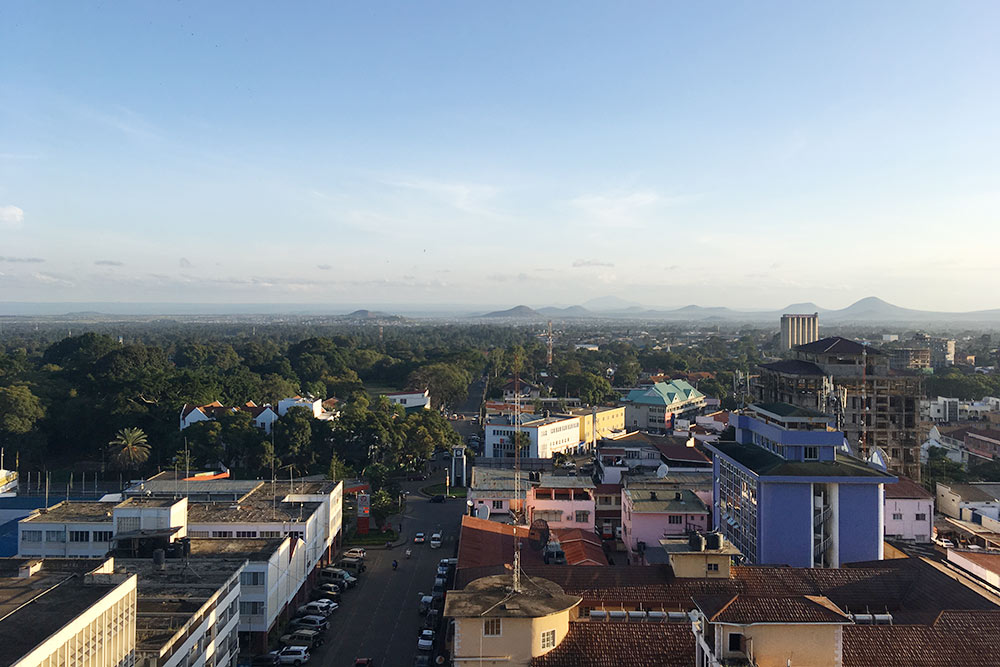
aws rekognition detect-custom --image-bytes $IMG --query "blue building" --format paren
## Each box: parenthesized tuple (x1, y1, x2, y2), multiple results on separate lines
(706, 403, 896, 568)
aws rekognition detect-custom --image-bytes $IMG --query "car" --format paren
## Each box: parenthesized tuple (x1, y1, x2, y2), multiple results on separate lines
(318, 581, 343, 594)
(437, 565, 449, 577)
(417, 628, 435, 651)
(298, 601, 338, 617)
(311, 588, 341, 603)
(280, 629, 324, 649)
(289, 615, 329, 633)
(418, 593, 433, 614)
(321, 567, 357, 588)
(939, 539, 956, 548)
(413, 532, 426, 544)
(430, 532, 442, 549)
(430, 495, 445, 504)
(344, 548, 367, 559)
(424, 608, 440, 629)
(275, 646, 311, 665)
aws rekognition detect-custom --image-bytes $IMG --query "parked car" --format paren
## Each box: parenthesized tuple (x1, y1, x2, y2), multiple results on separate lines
(436, 564, 450, 577)
(275, 646, 311, 665)
(280, 629, 324, 649)
(297, 601, 337, 617)
(430, 532, 442, 549)
(418, 594, 433, 614)
(417, 629, 435, 651)
(413, 532, 426, 544)
(337, 557, 364, 573)
(430, 495, 445, 504)
(344, 547, 367, 559)
(423, 609, 440, 629)
(311, 588, 341, 603)
(289, 615, 329, 633)
(318, 581, 343, 595)
(413, 656, 431, 667)
(320, 567, 357, 588)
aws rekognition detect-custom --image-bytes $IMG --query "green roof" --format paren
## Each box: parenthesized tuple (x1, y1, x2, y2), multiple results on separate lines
(709, 441, 894, 479)
(752, 402, 830, 419)
(624, 380, 704, 407)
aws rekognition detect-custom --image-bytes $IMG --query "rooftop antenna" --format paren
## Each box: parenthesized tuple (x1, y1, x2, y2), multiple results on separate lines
(861, 346, 868, 458)
(546, 321, 553, 367)
(513, 355, 525, 593)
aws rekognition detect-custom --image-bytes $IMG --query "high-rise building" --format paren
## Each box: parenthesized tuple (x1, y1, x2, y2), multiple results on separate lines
(779, 313, 819, 351)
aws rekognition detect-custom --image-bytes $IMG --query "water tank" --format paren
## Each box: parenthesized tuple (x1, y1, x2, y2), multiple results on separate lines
(688, 533, 706, 552)
(705, 532, 722, 550)
(647, 611, 668, 622)
(628, 611, 646, 622)
(589, 610, 607, 621)
(152, 549, 166, 570)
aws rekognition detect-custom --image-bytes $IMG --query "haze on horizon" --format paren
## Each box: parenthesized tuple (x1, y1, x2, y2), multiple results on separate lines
(2, 2, 999, 312)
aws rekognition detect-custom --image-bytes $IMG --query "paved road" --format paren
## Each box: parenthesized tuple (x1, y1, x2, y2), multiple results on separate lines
(316, 476, 466, 666)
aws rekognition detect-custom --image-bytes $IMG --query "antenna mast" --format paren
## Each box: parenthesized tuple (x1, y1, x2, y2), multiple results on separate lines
(513, 368, 523, 593)
(546, 321, 553, 367)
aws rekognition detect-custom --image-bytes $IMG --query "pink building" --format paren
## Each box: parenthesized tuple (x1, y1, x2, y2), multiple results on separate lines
(884, 477, 934, 542)
(621, 488, 709, 559)
(525, 475, 596, 530)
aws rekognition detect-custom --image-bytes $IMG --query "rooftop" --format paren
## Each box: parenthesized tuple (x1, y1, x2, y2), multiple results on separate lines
(115, 497, 182, 508)
(622, 380, 704, 407)
(185, 480, 335, 524)
(884, 477, 933, 500)
(941, 483, 1000, 503)
(530, 621, 695, 667)
(189, 537, 286, 561)
(624, 489, 708, 514)
(694, 593, 851, 625)
(709, 441, 895, 480)
(843, 610, 1000, 667)
(443, 573, 581, 618)
(796, 336, 879, 356)
(22, 501, 116, 523)
(537, 474, 595, 489)
(456, 516, 607, 570)
(758, 359, 827, 376)
(659, 536, 741, 556)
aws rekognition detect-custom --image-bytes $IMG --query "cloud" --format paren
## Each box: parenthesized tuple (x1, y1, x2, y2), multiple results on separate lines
(487, 272, 531, 283)
(573, 259, 615, 268)
(32, 272, 74, 287)
(95, 260, 124, 267)
(179, 257, 193, 268)
(0, 205, 24, 229)
(0, 256, 44, 263)
(317, 264, 332, 270)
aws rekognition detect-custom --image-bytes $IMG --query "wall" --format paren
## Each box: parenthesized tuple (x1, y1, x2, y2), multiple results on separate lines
(757, 482, 813, 567)
(669, 553, 731, 578)
(837, 484, 884, 564)
(948, 550, 1000, 588)
(18, 519, 116, 558)
(452, 608, 574, 667)
(527, 490, 594, 530)
(884, 496, 934, 542)
(624, 509, 709, 553)
(736, 623, 840, 667)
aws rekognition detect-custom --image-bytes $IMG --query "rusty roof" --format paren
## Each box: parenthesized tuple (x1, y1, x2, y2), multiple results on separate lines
(531, 621, 695, 667)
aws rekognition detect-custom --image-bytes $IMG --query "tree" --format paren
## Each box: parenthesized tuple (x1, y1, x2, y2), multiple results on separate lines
(327, 452, 352, 481)
(407, 363, 471, 410)
(274, 407, 314, 469)
(108, 427, 151, 470)
(0, 385, 45, 435)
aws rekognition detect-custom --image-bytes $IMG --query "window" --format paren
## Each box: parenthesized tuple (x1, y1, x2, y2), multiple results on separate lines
(492, 501, 504, 510)
(235, 531, 257, 538)
(93, 531, 113, 542)
(69, 531, 90, 542)
(240, 571, 265, 587)
(728, 632, 744, 652)
(21, 530, 42, 543)
(45, 530, 65, 542)
(483, 618, 501, 636)
(188, 530, 211, 537)
(117, 516, 140, 533)
(707, 562, 719, 572)
(212, 531, 233, 538)
(574, 510, 590, 523)
(540, 629, 556, 650)
(260, 531, 282, 538)
(240, 601, 265, 617)
(915, 513, 927, 521)
(892, 513, 903, 520)
(668, 515, 683, 524)
(803, 446, 819, 460)
(599, 496, 612, 506)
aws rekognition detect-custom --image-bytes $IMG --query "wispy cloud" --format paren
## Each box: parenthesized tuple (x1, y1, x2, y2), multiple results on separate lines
(317, 264, 332, 270)
(179, 257, 193, 268)
(32, 272, 74, 287)
(95, 260, 124, 267)
(0, 205, 25, 229)
(572, 259, 614, 268)
(0, 256, 44, 263)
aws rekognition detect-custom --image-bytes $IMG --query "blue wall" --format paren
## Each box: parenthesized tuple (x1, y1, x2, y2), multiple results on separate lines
(758, 482, 814, 567)
(837, 484, 883, 564)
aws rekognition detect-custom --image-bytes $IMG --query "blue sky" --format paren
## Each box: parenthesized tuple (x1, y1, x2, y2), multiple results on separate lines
(2, 2, 999, 310)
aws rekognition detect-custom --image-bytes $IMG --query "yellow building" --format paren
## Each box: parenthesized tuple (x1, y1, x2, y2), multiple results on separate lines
(444, 574, 581, 666)
(557, 406, 626, 448)
(658, 534, 741, 579)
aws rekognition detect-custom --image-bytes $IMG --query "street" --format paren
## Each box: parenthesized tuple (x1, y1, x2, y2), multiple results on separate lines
(315, 475, 466, 666)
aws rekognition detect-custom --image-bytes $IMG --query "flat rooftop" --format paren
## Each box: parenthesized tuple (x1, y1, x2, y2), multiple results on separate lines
(709, 441, 895, 480)
(659, 536, 741, 556)
(22, 501, 116, 524)
(538, 474, 594, 489)
(189, 537, 286, 561)
(116, 497, 182, 508)
(624, 489, 707, 514)
(0, 560, 126, 666)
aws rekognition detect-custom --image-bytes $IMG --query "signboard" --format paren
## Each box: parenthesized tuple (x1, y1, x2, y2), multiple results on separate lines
(357, 492, 371, 535)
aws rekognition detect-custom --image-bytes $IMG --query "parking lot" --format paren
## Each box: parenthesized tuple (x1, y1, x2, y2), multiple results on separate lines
(307, 475, 466, 666)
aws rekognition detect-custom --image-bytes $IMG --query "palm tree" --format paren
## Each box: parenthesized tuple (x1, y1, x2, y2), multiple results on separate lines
(108, 427, 151, 471)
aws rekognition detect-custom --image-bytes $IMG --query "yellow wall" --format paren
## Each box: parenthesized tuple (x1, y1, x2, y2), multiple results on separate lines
(724, 624, 841, 667)
(453, 607, 575, 667)
(579, 407, 626, 444)
(669, 553, 731, 578)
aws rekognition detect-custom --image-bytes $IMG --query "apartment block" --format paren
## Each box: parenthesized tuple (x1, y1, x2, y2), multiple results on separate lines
(779, 312, 819, 351)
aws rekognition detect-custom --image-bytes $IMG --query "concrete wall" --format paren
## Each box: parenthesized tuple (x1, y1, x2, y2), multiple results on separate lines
(527, 492, 594, 530)
(948, 550, 1000, 588)
(452, 608, 574, 667)
(624, 511, 709, 553)
(884, 496, 934, 542)
(837, 484, 884, 564)
(757, 482, 813, 567)
(739, 623, 840, 667)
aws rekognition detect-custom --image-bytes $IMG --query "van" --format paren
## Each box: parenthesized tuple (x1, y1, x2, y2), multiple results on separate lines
(337, 557, 364, 573)
(320, 567, 357, 588)
(280, 629, 324, 649)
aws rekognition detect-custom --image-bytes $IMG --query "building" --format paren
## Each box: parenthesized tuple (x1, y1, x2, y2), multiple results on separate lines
(621, 489, 709, 562)
(707, 403, 895, 567)
(594, 483, 623, 540)
(648, 534, 741, 578)
(485, 414, 583, 459)
(277, 395, 338, 420)
(779, 312, 819, 351)
(468, 467, 530, 519)
(179, 400, 279, 433)
(0, 557, 137, 667)
(455, 515, 606, 573)
(883, 477, 934, 542)
(502, 379, 542, 401)
(887, 347, 932, 371)
(383, 389, 431, 412)
(619, 380, 706, 433)
(935, 482, 1000, 522)
(526, 475, 596, 531)
(920, 396, 960, 423)
(755, 336, 923, 480)
(929, 337, 957, 368)
(553, 406, 625, 450)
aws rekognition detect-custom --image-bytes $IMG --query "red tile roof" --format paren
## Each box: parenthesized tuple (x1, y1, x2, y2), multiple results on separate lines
(843, 610, 1000, 667)
(457, 516, 608, 570)
(883, 477, 933, 499)
(530, 621, 694, 667)
(694, 594, 850, 624)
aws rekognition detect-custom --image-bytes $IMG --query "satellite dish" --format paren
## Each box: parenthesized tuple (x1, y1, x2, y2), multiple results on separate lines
(656, 463, 669, 478)
(527, 519, 550, 552)
(839, 438, 854, 456)
(475, 503, 491, 520)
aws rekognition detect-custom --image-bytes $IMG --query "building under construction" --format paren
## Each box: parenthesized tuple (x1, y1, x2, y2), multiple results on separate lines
(754, 336, 923, 480)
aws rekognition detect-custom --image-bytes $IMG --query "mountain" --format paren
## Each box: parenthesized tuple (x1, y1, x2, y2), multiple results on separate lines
(582, 296, 643, 311)
(481, 305, 542, 318)
(341, 309, 402, 320)
(536, 305, 593, 318)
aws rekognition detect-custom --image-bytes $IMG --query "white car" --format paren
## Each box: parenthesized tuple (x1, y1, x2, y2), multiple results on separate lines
(430, 532, 442, 549)
(413, 532, 426, 544)
(276, 646, 310, 665)
(417, 629, 435, 651)
(344, 548, 367, 559)
(297, 601, 337, 617)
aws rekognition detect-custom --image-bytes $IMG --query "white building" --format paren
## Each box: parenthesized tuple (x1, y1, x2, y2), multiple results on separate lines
(484, 413, 582, 459)
(180, 401, 279, 433)
(384, 389, 431, 411)
(0, 557, 137, 667)
(884, 478, 934, 542)
(619, 381, 706, 434)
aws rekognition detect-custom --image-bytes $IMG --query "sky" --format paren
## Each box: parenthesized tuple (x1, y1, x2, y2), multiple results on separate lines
(2, 2, 1000, 312)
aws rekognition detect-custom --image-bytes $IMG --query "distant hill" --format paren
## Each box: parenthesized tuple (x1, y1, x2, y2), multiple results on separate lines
(536, 305, 592, 318)
(341, 309, 403, 321)
(481, 305, 542, 318)
(582, 296, 643, 311)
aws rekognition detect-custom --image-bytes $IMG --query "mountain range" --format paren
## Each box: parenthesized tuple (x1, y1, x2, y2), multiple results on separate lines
(480, 297, 1000, 324)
